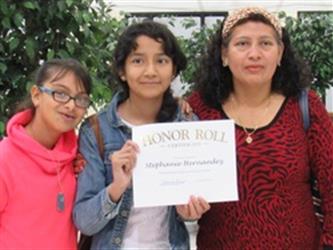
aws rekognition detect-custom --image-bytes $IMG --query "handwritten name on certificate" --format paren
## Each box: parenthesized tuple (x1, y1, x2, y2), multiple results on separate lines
(132, 120, 238, 208)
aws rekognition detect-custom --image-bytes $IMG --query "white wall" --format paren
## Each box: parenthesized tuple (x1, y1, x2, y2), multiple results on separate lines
(326, 87, 333, 112)
(108, 0, 333, 15)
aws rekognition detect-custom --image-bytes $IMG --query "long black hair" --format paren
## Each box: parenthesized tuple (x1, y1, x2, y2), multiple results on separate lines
(112, 20, 187, 122)
(194, 14, 312, 109)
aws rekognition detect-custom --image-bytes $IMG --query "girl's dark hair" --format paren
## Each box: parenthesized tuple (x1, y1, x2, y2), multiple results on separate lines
(112, 20, 187, 122)
(15, 58, 92, 113)
(194, 14, 312, 109)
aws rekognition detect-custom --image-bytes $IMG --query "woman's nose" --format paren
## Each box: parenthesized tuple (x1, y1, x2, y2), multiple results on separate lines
(248, 45, 261, 60)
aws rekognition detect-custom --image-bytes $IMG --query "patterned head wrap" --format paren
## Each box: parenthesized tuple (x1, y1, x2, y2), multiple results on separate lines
(222, 7, 282, 39)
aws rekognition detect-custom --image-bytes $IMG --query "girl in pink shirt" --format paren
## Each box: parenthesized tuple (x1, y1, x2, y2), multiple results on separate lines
(0, 58, 92, 249)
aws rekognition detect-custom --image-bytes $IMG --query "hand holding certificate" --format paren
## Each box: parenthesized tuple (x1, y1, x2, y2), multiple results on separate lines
(132, 120, 238, 208)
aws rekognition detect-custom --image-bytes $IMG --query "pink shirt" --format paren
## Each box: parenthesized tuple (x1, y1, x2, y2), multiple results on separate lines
(0, 110, 77, 249)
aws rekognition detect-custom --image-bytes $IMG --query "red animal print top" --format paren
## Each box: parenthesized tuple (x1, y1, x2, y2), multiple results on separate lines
(188, 90, 333, 249)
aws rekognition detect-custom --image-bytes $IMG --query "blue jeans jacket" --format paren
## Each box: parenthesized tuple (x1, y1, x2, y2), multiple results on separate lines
(73, 92, 194, 250)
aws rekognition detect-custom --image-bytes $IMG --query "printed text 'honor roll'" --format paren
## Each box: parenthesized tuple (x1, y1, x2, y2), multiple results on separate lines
(132, 120, 238, 208)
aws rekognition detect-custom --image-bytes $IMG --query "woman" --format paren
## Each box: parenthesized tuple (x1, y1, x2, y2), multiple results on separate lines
(73, 20, 210, 249)
(188, 7, 333, 249)
(0, 58, 92, 249)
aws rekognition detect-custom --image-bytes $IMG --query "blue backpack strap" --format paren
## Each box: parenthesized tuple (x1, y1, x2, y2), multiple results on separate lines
(299, 89, 323, 224)
(298, 89, 310, 131)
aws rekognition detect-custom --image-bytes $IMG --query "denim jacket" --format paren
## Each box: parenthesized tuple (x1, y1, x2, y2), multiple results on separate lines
(73, 92, 195, 250)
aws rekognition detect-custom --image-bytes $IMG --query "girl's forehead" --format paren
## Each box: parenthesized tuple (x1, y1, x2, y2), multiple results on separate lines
(132, 35, 164, 51)
(48, 71, 86, 93)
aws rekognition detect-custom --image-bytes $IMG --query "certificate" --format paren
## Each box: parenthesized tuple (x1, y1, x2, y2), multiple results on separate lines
(132, 120, 238, 208)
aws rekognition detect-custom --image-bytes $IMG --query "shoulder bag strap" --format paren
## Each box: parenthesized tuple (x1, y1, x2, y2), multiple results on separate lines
(298, 89, 324, 224)
(298, 89, 310, 131)
(88, 114, 104, 158)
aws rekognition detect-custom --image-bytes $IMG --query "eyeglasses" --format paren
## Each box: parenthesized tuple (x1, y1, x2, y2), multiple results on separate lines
(38, 86, 91, 109)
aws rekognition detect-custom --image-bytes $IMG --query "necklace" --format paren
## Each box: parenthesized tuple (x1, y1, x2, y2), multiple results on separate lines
(229, 94, 271, 144)
(242, 126, 258, 144)
(56, 166, 65, 212)
(46, 149, 65, 213)
(26, 123, 65, 212)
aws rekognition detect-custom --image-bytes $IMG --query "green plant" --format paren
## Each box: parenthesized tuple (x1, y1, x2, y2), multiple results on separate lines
(0, 0, 127, 137)
(280, 11, 333, 96)
(177, 18, 220, 93)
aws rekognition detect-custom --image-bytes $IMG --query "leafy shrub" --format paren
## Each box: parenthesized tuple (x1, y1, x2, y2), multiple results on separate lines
(0, 0, 127, 136)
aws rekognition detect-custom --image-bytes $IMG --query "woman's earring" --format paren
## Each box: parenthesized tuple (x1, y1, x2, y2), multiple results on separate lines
(223, 59, 228, 67)
(120, 75, 126, 81)
(277, 61, 281, 67)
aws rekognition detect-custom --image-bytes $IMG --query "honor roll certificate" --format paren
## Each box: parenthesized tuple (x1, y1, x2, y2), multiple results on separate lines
(132, 120, 238, 208)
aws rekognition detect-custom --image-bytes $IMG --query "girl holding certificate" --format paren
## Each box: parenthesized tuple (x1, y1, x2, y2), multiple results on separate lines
(187, 7, 333, 249)
(74, 20, 210, 249)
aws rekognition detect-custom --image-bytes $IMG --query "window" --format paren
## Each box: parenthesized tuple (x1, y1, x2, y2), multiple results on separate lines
(127, 12, 227, 38)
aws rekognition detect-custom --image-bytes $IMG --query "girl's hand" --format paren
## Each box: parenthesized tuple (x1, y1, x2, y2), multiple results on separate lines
(176, 196, 210, 221)
(73, 153, 86, 175)
(107, 140, 139, 202)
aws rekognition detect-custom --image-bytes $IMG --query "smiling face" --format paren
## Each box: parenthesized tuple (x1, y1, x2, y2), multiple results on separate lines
(31, 71, 88, 134)
(120, 35, 174, 102)
(222, 21, 284, 89)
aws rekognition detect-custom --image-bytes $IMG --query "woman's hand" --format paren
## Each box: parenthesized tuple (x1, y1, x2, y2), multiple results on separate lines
(107, 140, 139, 202)
(176, 97, 193, 118)
(176, 196, 210, 221)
